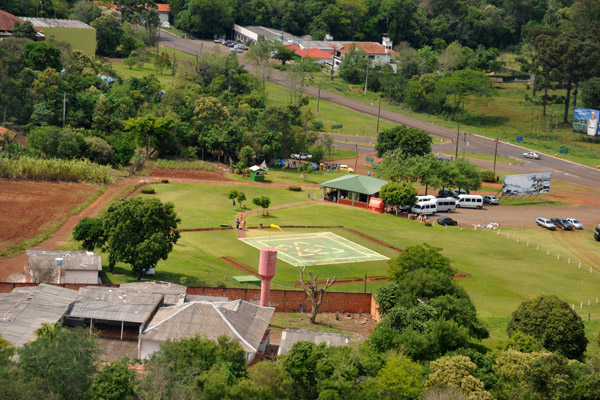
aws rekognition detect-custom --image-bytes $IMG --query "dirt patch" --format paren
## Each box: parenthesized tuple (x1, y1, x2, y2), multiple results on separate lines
(149, 167, 230, 181)
(269, 312, 377, 346)
(220, 257, 259, 277)
(0, 179, 99, 252)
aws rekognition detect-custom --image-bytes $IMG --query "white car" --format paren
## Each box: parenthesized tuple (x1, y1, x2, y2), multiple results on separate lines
(566, 218, 583, 229)
(144, 268, 156, 276)
(523, 151, 540, 159)
(536, 217, 556, 230)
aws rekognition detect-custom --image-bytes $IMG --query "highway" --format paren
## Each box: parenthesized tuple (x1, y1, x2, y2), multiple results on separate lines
(157, 33, 600, 189)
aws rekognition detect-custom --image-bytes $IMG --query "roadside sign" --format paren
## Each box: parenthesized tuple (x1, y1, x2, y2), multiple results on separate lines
(331, 124, 343, 129)
(366, 157, 374, 162)
(559, 149, 568, 154)
(516, 136, 524, 142)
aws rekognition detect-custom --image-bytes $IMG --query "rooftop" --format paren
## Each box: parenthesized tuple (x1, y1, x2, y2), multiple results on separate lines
(27, 249, 102, 271)
(20, 17, 94, 29)
(320, 174, 388, 195)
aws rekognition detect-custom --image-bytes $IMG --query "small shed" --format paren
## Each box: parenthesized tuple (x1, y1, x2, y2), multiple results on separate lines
(249, 165, 266, 182)
(368, 197, 385, 213)
(321, 174, 388, 209)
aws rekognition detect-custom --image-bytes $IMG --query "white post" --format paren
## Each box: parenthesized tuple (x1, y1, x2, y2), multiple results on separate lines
(588, 299, 591, 306)
(590, 267, 593, 274)
(572, 304, 575, 310)
(536, 244, 539, 251)
(557, 253, 560, 260)
(568, 258, 571, 264)
(507, 233, 510, 239)
(579, 262, 582, 269)
(527, 241, 529, 247)
(580, 302, 583, 309)
(517, 237, 520, 243)
(547, 249, 550, 256)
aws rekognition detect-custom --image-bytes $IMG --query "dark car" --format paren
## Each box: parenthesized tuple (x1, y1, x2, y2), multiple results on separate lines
(437, 217, 458, 226)
(453, 189, 469, 198)
(594, 225, 600, 241)
(550, 218, 574, 230)
(438, 189, 453, 198)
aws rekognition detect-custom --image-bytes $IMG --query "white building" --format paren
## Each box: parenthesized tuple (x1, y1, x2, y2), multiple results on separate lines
(26, 249, 102, 284)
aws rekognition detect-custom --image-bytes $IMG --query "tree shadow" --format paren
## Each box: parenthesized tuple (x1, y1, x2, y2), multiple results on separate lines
(457, 112, 509, 128)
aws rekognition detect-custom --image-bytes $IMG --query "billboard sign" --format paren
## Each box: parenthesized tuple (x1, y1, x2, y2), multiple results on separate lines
(502, 173, 551, 196)
(573, 107, 599, 137)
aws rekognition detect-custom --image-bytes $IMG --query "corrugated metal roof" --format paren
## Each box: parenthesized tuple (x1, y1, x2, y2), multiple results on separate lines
(320, 174, 388, 195)
(278, 328, 351, 355)
(120, 281, 186, 305)
(27, 249, 102, 271)
(20, 17, 94, 29)
(77, 286, 163, 304)
(141, 300, 274, 353)
(0, 284, 78, 347)
(67, 300, 156, 323)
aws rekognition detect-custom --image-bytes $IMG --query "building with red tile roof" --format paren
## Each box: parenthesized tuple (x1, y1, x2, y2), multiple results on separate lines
(0, 9, 44, 40)
(0, 126, 27, 148)
(285, 44, 334, 64)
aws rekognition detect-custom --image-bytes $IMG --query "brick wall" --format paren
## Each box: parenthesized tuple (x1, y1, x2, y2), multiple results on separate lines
(1, 283, 379, 319)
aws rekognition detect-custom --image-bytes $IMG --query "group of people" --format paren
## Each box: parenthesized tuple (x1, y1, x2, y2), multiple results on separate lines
(235, 216, 246, 230)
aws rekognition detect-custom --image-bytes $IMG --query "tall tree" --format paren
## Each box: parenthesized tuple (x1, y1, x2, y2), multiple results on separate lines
(375, 125, 432, 158)
(437, 68, 495, 121)
(246, 38, 279, 89)
(102, 197, 181, 280)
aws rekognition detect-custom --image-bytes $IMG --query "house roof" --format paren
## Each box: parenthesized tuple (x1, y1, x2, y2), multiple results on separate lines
(20, 17, 94, 29)
(66, 300, 159, 324)
(320, 174, 388, 195)
(140, 300, 274, 353)
(0, 126, 27, 146)
(278, 328, 351, 355)
(0, 284, 78, 347)
(120, 281, 187, 305)
(285, 44, 333, 60)
(156, 3, 171, 12)
(77, 286, 164, 305)
(336, 42, 390, 55)
(27, 249, 102, 271)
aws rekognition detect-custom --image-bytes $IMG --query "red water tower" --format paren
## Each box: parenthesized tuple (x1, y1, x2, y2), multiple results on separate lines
(258, 247, 277, 307)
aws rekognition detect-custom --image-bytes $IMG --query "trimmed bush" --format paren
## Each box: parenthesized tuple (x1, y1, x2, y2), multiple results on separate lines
(288, 185, 302, 191)
(481, 170, 497, 183)
(141, 187, 155, 194)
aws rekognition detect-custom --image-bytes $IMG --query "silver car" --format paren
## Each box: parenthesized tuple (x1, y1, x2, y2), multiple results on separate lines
(566, 218, 583, 229)
(483, 195, 499, 205)
(523, 151, 540, 159)
(536, 217, 556, 230)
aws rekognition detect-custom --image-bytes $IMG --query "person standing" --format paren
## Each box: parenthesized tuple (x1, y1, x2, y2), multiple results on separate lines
(588, 111, 598, 136)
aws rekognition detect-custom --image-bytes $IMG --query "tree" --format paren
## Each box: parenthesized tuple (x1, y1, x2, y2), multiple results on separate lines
(138, 335, 247, 399)
(102, 197, 181, 280)
(154, 51, 172, 74)
(24, 41, 62, 72)
(70, 0, 102, 24)
(175, 0, 235, 38)
(237, 145, 255, 170)
(282, 341, 326, 400)
(387, 243, 455, 282)
(437, 69, 494, 121)
(12, 21, 36, 40)
(231, 360, 293, 400)
(27, 126, 84, 159)
(450, 159, 481, 192)
(426, 355, 494, 400)
(91, 16, 123, 57)
(0, 334, 15, 366)
(377, 352, 425, 399)
(123, 114, 177, 157)
(508, 295, 588, 359)
(124, 55, 138, 69)
(379, 181, 417, 212)
(582, 77, 600, 110)
(84, 136, 114, 165)
(274, 45, 296, 65)
(16, 325, 98, 400)
(375, 125, 432, 158)
(73, 217, 105, 251)
(246, 38, 280, 89)
(339, 44, 367, 84)
(297, 266, 336, 324)
(88, 359, 136, 400)
(252, 196, 271, 216)
(236, 192, 246, 209)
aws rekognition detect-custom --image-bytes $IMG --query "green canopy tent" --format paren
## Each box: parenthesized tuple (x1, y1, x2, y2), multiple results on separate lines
(320, 174, 387, 208)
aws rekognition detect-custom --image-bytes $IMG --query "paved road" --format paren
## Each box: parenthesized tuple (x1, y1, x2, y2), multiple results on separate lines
(158, 34, 600, 189)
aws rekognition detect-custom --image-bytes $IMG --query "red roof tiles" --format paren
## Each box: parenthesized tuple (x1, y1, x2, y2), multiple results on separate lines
(337, 42, 390, 55)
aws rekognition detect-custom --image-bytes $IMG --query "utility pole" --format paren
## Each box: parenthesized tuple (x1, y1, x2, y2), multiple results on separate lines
(376, 96, 382, 135)
(462, 132, 466, 160)
(364, 61, 369, 95)
(156, 26, 160, 56)
(454, 122, 460, 159)
(493, 134, 499, 174)
(330, 54, 335, 80)
(62, 92, 66, 127)
(316, 81, 322, 117)
(354, 143, 359, 172)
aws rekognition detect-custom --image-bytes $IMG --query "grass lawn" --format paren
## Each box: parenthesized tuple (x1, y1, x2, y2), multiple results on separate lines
(441, 151, 521, 165)
(226, 167, 350, 185)
(265, 81, 397, 137)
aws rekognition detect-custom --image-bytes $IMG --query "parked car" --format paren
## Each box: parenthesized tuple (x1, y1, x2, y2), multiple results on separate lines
(224, 41, 235, 47)
(536, 217, 556, 230)
(453, 189, 469, 198)
(595, 225, 600, 241)
(483, 195, 499, 205)
(144, 268, 156, 276)
(523, 151, 540, 159)
(291, 153, 312, 160)
(235, 44, 248, 50)
(437, 217, 458, 226)
(339, 165, 354, 173)
(438, 189, 453, 198)
(566, 218, 583, 229)
(214, 38, 225, 43)
(231, 47, 243, 53)
(551, 218, 574, 230)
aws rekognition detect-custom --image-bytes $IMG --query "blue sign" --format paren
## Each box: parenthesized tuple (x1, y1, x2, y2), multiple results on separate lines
(516, 136, 523, 142)
(573, 107, 600, 137)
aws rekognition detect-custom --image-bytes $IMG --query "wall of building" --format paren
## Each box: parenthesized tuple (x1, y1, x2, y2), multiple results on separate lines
(41, 27, 96, 56)
(63, 270, 99, 284)
(0, 282, 377, 318)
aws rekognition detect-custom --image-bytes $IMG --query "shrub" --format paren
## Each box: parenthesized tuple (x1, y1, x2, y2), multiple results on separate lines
(424, 221, 432, 227)
(288, 185, 302, 191)
(84, 136, 114, 165)
(141, 187, 155, 194)
(161, 179, 169, 184)
(481, 170, 496, 183)
(312, 120, 324, 131)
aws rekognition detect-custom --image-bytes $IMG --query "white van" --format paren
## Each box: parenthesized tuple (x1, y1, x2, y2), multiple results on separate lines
(456, 194, 484, 209)
(411, 200, 437, 215)
(416, 195, 436, 202)
(436, 197, 456, 212)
